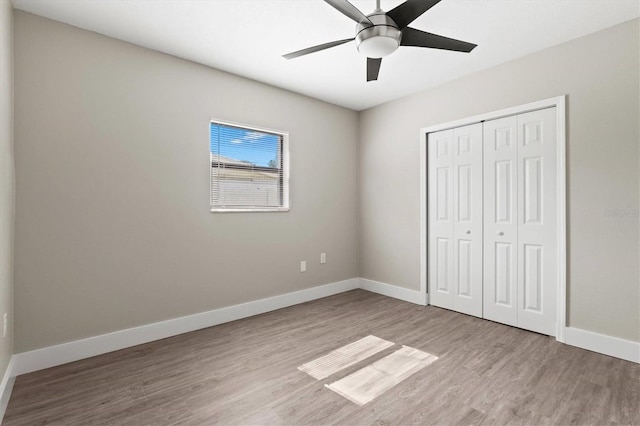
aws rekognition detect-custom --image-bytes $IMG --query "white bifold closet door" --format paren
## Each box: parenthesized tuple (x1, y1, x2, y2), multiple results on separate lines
(428, 108, 558, 336)
(428, 123, 483, 318)
(484, 108, 557, 336)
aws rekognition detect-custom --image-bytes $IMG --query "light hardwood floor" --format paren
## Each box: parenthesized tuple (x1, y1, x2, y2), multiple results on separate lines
(4, 290, 640, 425)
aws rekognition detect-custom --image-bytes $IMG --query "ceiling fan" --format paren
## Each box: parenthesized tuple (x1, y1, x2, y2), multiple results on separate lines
(283, 0, 477, 82)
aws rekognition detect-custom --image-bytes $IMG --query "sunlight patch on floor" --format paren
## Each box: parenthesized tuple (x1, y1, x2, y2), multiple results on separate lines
(325, 346, 438, 406)
(298, 335, 394, 380)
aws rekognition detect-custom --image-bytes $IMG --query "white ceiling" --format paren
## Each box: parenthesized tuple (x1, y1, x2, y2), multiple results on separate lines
(11, 0, 640, 111)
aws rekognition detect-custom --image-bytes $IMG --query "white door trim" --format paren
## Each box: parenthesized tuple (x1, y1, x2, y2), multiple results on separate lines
(420, 95, 567, 342)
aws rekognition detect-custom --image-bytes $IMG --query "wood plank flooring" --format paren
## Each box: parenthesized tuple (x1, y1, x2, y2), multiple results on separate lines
(4, 290, 640, 425)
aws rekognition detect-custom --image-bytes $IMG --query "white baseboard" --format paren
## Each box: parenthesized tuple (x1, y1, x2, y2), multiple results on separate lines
(11, 279, 638, 380)
(564, 327, 639, 364)
(13, 278, 360, 376)
(359, 278, 426, 305)
(0, 356, 15, 422)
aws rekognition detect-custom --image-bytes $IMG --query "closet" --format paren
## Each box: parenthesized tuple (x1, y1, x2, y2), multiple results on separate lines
(427, 107, 557, 336)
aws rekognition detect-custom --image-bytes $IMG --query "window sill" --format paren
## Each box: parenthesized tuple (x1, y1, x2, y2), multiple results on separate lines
(210, 207, 290, 213)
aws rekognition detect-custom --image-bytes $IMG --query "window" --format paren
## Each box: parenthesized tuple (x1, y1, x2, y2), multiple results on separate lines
(210, 120, 289, 212)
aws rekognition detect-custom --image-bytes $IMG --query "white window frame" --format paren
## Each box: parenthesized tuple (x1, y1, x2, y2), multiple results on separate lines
(209, 119, 290, 213)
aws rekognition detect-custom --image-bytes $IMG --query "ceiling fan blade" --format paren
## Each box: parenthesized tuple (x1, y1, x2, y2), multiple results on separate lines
(283, 38, 354, 59)
(367, 57, 382, 82)
(325, 0, 373, 26)
(386, 0, 441, 29)
(400, 27, 477, 52)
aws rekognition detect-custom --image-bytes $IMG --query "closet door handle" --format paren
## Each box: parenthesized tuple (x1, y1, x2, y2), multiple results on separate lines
(466, 230, 471, 234)
(497, 231, 504, 236)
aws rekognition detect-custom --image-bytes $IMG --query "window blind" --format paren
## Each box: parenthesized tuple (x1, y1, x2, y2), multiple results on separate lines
(210, 121, 286, 210)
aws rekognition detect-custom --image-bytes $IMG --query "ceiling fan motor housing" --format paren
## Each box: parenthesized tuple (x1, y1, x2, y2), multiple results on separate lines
(355, 13, 402, 58)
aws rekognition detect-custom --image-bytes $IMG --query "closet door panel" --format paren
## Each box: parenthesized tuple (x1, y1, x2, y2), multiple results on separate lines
(429, 107, 558, 336)
(517, 108, 557, 336)
(483, 116, 518, 327)
(428, 129, 454, 309)
(452, 124, 483, 317)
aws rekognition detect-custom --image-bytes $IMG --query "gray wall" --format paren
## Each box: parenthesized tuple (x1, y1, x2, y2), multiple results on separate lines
(0, 0, 14, 378)
(359, 19, 640, 341)
(12, 10, 639, 352)
(13, 12, 359, 352)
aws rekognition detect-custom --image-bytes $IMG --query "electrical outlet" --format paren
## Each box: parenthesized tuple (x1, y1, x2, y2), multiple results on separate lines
(3, 313, 6, 338)
(320, 253, 326, 264)
(300, 261, 307, 272)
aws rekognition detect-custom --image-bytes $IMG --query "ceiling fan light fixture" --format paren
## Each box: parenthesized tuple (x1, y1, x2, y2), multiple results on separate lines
(357, 35, 400, 58)
(355, 13, 402, 58)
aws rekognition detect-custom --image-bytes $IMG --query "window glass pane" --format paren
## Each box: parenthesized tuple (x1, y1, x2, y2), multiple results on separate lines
(210, 124, 280, 168)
